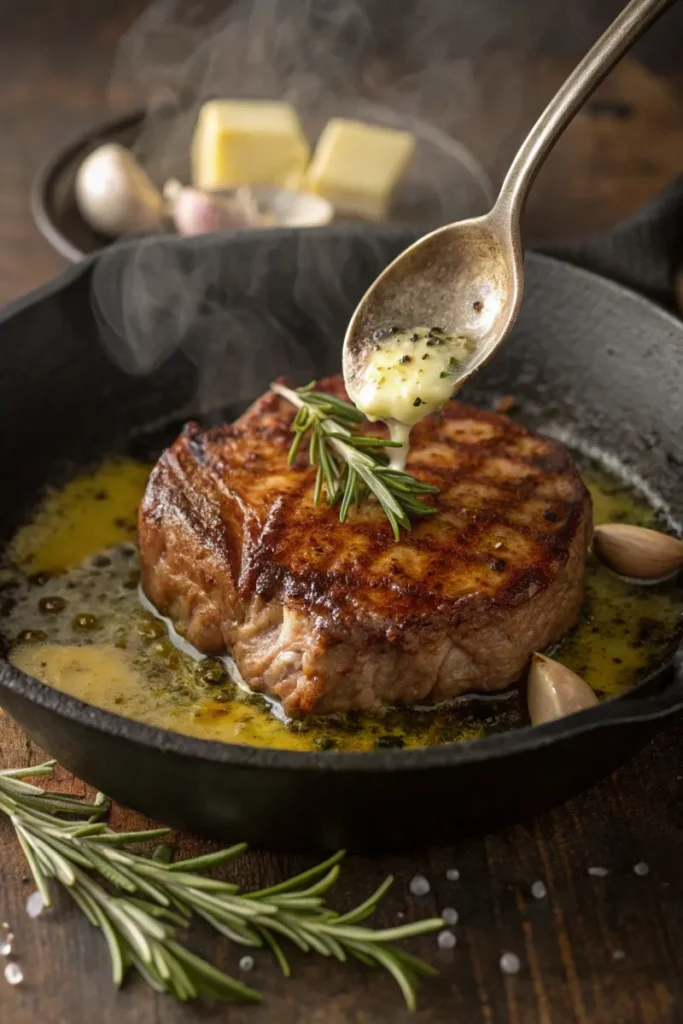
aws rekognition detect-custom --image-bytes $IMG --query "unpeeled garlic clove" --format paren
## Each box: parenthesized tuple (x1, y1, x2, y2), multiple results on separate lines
(527, 652, 598, 726)
(164, 179, 253, 236)
(75, 143, 164, 238)
(592, 523, 683, 580)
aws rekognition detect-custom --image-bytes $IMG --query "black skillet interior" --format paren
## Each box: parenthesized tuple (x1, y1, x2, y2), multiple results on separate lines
(1, 219, 683, 851)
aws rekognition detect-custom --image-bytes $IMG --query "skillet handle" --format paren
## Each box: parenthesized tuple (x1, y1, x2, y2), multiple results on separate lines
(545, 174, 683, 310)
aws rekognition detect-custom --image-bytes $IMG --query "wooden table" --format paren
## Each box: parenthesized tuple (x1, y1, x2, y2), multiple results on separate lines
(2, 3, 683, 1021)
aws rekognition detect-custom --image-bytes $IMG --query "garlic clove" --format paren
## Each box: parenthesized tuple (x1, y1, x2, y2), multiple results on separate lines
(592, 523, 683, 581)
(527, 652, 598, 726)
(75, 143, 164, 238)
(164, 180, 253, 236)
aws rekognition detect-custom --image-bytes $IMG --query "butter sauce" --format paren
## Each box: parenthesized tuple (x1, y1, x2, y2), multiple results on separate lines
(0, 456, 681, 752)
(349, 326, 475, 470)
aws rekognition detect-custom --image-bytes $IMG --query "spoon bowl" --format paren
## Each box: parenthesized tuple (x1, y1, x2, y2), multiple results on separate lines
(342, 210, 522, 396)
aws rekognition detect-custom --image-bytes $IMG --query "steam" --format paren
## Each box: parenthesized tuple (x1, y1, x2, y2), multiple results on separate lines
(91, 231, 342, 417)
(92, 0, 565, 415)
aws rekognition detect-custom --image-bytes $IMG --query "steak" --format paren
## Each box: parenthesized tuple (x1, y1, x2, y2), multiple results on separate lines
(138, 376, 591, 715)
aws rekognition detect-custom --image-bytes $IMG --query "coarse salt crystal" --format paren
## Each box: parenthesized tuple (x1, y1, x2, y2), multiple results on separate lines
(409, 875, 430, 897)
(633, 862, 650, 876)
(25, 891, 44, 919)
(531, 880, 547, 899)
(437, 930, 456, 950)
(0, 942, 11, 957)
(4, 963, 23, 986)
(445, 868, 460, 882)
(441, 907, 459, 925)
(588, 866, 609, 877)
(500, 951, 521, 975)
(239, 955, 254, 972)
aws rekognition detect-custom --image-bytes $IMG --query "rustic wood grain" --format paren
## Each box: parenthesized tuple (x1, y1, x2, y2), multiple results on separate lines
(4, 714, 683, 1023)
(1, 1, 683, 1021)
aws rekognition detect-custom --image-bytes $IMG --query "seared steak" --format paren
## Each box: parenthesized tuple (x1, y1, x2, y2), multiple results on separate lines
(139, 376, 591, 714)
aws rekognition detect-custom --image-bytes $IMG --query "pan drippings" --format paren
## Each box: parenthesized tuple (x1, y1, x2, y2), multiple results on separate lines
(0, 456, 680, 753)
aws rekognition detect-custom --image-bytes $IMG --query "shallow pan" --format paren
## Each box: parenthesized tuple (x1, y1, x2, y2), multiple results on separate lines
(0, 223, 682, 850)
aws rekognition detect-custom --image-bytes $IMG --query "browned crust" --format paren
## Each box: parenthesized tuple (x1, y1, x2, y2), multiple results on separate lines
(140, 376, 591, 648)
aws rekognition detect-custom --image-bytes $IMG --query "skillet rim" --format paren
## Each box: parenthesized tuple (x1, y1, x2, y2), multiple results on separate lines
(1, 238, 683, 774)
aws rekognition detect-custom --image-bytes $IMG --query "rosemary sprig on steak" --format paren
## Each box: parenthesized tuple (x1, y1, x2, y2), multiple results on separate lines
(0, 761, 442, 1008)
(271, 381, 439, 540)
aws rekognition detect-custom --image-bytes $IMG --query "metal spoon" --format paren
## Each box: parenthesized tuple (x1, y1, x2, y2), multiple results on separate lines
(343, 0, 674, 398)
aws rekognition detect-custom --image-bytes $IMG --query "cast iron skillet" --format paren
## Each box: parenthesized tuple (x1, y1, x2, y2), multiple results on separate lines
(0, 211, 682, 851)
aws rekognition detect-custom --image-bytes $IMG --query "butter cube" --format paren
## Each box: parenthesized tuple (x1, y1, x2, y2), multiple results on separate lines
(303, 118, 415, 221)
(191, 100, 310, 191)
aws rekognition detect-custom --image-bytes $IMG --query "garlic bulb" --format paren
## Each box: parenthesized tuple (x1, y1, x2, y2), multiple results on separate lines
(527, 652, 598, 726)
(75, 144, 164, 237)
(592, 523, 683, 581)
(163, 180, 252, 236)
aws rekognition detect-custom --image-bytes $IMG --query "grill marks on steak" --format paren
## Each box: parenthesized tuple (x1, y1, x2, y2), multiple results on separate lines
(138, 376, 591, 714)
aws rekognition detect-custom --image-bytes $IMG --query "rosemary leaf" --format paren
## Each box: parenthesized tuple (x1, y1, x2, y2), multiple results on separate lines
(259, 925, 291, 977)
(333, 874, 394, 925)
(245, 849, 346, 899)
(271, 381, 439, 536)
(90, 827, 170, 845)
(0, 762, 442, 1009)
(164, 844, 246, 872)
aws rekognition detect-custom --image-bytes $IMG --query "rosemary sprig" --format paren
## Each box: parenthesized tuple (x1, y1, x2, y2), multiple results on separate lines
(271, 381, 439, 540)
(0, 762, 442, 1008)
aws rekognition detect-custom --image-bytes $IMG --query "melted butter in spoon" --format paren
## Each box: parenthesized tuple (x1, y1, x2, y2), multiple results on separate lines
(351, 326, 474, 470)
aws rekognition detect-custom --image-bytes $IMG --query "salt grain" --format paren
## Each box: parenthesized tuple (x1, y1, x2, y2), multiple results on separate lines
(409, 875, 431, 897)
(441, 907, 459, 925)
(633, 862, 650, 876)
(0, 942, 11, 957)
(25, 891, 44, 919)
(0, 922, 7, 930)
(4, 963, 23, 986)
(445, 868, 460, 882)
(531, 880, 547, 900)
(500, 952, 521, 975)
(588, 866, 609, 877)
(612, 950, 626, 961)
(437, 930, 456, 950)
(239, 956, 254, 972)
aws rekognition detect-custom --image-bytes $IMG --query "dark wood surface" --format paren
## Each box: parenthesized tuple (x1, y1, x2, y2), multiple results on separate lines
(2, 2, 683, 1021)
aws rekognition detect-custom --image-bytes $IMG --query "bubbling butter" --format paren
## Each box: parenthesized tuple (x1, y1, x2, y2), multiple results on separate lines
(352, 326, 474, 469)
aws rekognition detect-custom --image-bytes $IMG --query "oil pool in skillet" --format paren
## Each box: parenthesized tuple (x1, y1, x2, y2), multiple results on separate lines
(0, 456, 681, 753)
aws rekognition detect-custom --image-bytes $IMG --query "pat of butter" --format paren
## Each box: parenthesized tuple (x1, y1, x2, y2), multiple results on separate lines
(352, 327, 474, 426)
(191, 100, 310, 191)
(303, 118, 415, 220)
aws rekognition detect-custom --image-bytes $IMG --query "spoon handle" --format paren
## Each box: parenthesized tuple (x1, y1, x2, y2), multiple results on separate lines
(495, 0, 674, 226)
